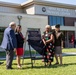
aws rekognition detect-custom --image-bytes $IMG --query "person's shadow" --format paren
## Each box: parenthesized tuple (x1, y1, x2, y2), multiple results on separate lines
(16, 62, 76, 69)
(6, 62, 76, 70)
(0, 62, 4, 65)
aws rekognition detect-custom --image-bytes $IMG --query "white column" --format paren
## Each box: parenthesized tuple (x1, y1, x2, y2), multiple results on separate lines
(67, 32, 69, 48)
(74, 22, 76, 39)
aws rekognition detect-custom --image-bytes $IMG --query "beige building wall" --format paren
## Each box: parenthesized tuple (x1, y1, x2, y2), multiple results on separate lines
(0, 6, 23, 13)
(24, 5, 35, 14)
(21, 14, 48, 35)
(0, 13, 48, 35)
(0, 13, 18, 27)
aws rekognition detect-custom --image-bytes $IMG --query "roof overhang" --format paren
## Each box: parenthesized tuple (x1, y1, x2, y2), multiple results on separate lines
(0, 1, 21, 8)
(52, 26, 76, 31)
(21, 0, 76, 9)
(0, 0, 76, 9)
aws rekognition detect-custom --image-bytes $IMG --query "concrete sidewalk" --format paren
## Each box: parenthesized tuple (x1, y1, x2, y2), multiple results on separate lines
(62, 52, 76, 56)
(0, 52, 76, 60)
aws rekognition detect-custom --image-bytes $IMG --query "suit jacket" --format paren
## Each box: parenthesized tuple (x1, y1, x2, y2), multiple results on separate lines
(1, 27, 17, 50)
(15, 32, 24, 48)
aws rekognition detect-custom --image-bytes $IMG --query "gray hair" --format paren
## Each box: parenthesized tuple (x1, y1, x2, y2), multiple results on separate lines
(9, 22, 16, 27)
(45, 25, 51, 29)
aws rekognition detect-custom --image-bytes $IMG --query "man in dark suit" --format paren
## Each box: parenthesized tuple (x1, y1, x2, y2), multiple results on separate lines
(1, 22, 17, 69)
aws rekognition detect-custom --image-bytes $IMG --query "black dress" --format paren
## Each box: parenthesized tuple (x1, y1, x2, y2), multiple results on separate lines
(42, 32, 55, 63)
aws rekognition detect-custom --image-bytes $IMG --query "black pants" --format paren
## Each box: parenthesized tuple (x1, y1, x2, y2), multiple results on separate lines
(74, 44, 76, 48)
(6, 50, 14, 68)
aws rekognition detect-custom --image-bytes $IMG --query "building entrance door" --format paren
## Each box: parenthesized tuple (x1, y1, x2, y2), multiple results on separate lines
(64, 31, 75, 48)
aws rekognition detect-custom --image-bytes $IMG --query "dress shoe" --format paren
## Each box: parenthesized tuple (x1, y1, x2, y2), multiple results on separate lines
(6, 67, 13, 70)
(54, 62, 59, 65)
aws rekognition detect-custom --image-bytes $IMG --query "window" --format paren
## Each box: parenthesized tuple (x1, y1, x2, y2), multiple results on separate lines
(48, 16, 53, 25)
(61, 17, 64, 25)
(57, 16, 61, 24)
(52, 16, 56, 25)
(48, 16, 64, 26)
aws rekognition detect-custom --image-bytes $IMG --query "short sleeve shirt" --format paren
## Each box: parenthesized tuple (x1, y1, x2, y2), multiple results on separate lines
(53, 31, 64, 46)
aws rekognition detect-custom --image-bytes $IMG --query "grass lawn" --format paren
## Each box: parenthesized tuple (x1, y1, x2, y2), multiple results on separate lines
(63, 48, 76, 52)
(0, 48, 76, 75)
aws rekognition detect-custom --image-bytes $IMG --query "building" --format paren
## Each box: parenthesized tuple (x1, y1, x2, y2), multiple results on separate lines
(0, 0, 76, 48)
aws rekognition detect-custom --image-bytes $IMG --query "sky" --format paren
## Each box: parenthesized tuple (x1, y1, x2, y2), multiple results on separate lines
(0, 0, 76, 5)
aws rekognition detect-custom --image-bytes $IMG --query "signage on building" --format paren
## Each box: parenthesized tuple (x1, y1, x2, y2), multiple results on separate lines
(35, 5, 76, 17)
(42, 7, 46, 12)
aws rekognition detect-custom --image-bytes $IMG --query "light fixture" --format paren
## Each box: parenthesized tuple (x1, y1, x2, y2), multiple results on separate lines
(17, 15, 22, 25)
